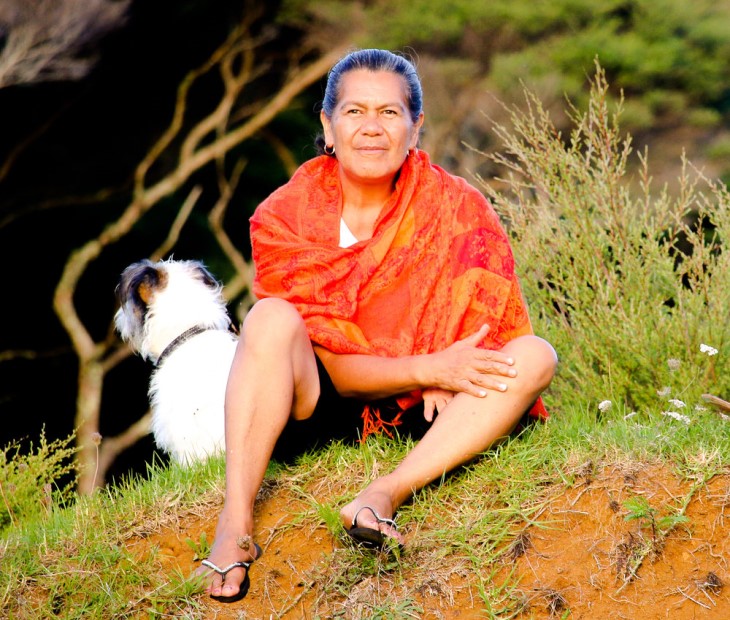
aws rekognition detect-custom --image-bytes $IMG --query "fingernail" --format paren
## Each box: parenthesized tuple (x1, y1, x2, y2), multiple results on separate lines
(479, 390, 487, 397)
(499, 383, 507, 391)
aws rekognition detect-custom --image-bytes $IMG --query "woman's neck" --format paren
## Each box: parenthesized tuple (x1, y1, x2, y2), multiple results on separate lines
(339, 175, 395, 242)
(339, 170, 395, 210)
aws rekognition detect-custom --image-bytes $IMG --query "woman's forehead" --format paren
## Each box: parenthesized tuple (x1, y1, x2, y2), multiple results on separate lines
(336, 69, 409, 107)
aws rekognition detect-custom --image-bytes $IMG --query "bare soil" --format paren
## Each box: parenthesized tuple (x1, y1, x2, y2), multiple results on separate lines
(129, 465, 730, 619)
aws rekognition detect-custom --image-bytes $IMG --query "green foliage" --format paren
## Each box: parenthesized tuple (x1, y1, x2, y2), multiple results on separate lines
(0, 431, 78, 533)
(0, 456, 225, 618)
(488, 0, 730, 128)
(623, 495, 689, 534)
(185, 531, 211, 562)
(480, 62, 730, 412)
(335, 597, 423, 619)
(286, 0, 730, 138)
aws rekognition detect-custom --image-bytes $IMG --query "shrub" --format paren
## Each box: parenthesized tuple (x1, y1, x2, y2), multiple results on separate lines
(478, 62, 729, 412)
(0, 431, 78, 533)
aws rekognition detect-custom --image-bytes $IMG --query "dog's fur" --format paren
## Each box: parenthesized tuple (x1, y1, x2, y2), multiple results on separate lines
(114, 259, 237, 464)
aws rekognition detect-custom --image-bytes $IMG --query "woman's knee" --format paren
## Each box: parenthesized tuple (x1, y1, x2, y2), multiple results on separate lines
(240, 298, 308, 352)
(503, 335, 558, 392)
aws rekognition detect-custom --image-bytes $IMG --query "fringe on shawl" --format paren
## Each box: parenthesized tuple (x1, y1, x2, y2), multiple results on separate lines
(360, 395, 548, 443)
(360, 404, 404, 442)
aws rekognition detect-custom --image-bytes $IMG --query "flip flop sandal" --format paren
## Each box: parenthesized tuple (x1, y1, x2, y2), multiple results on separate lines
(345, 505, 401, 550)
(201, 543, 262, 603)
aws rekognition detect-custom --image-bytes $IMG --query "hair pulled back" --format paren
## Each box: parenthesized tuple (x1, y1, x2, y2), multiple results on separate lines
(316, 49, 423, 155)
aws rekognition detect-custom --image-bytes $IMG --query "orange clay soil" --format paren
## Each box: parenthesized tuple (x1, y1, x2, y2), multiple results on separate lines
(129, 465, 730, 619)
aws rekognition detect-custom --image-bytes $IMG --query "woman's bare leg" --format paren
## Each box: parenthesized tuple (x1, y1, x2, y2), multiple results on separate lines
(340, 335, 557, 542)
(200, 298, 321, 599)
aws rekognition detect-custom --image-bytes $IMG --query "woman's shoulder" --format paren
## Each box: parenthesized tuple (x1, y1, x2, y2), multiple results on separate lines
(417, 154, 506, 238)
(254, 156, 339, 218)
(251, 156, 341, 242)
(271, 156, 337, 198)
(416, 151, 489, 203)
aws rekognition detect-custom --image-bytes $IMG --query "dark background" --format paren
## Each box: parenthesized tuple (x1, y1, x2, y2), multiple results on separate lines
(0, 0, 320, 482)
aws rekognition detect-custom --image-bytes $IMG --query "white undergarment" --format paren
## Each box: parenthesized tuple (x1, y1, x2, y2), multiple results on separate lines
(339, 218, 358, 248)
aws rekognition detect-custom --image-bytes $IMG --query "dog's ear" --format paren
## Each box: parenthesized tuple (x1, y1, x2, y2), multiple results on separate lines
(136, 279, 155, 304)
(117, 261, 167, 309)
(134, 266, 167, 305)
(193, 262, 221, 291)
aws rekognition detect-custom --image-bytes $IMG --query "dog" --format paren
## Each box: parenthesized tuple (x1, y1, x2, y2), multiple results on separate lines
(114, 258, 237, 464)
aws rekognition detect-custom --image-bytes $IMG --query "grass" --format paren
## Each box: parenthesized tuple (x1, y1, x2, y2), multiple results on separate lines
(2, 394, 728, 618)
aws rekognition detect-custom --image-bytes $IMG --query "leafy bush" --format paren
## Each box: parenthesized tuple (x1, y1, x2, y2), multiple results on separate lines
(0, 431, 78, 533)
(479, 62, 729, 412)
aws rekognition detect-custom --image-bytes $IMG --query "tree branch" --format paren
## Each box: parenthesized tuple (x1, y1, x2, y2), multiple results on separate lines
(49, 21, 345, 491)
(0, 0, 129, 87)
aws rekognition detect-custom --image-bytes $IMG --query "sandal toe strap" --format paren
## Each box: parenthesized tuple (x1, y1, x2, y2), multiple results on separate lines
(201, 542, 262, 576)
(202, 559, 251, 576)
(352, 505, 398, 530)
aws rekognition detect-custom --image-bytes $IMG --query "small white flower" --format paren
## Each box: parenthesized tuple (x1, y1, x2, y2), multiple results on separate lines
(662, 410, 691, 425)
(700, 343, 718, 356)
(657, 386, 671, 397)
(694, 405, 707, 412)
(598, 400, 612, 412)
(668, 398, 686, 409)
(667, 358, 681, 371)
(722, 414, 730, 422)
(624, 411, 637, 420)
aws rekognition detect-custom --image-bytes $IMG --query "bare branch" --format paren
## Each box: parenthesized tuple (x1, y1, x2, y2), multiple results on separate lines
(0, 346, 70, 363)
(150, 185, 204, 262)
(0, 0, 130, 87)
(261, 129, 299, 177)
(208, 159, 255, 306)
(96, 412, 153, 481)
(702, 394, 730, 414)
(48, 20, 346, 491)
(53, 42, 347, 361)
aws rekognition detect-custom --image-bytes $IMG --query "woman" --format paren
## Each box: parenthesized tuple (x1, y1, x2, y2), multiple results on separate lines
(199, 48, 557, 603)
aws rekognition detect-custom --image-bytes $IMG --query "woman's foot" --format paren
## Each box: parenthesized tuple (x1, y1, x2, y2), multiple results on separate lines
(196, 512, 260, 601)
(340, 484, 404, 545)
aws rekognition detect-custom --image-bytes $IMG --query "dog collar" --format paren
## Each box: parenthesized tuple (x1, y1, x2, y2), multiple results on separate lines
(155, 324, 215, 367)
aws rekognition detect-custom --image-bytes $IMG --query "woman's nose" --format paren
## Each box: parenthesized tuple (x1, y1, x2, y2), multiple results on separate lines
(360, 113, 384, 134)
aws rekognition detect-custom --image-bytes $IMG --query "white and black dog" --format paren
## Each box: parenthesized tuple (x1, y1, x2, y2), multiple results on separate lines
(114, 259, 237, 464)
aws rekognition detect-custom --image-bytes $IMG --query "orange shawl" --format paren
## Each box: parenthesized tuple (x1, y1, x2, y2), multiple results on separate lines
(250, 150, 547, 434)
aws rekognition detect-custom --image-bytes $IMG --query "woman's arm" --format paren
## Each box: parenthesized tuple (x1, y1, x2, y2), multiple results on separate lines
(314, 324, 518, 401)
(314, 346, 426, 399)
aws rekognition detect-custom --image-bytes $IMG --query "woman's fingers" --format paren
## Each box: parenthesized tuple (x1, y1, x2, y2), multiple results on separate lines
(423, 398, 436, 422)
(422, 388, 454, 421)
(443, 353, 516, 396)
(462, 373, 509, 395)
(429, 326, 521, 395)
(459, 323, 490, 347)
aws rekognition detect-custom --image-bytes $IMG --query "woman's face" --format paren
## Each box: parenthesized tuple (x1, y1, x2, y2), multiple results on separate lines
(321, 69, 424, 189)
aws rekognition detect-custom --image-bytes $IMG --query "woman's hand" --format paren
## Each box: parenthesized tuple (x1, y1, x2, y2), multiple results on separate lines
(422, 388, 454, 422)
(422, 324, 517, 398)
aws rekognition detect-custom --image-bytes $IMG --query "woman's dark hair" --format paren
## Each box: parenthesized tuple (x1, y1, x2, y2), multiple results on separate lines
(315, 49, 423, 155)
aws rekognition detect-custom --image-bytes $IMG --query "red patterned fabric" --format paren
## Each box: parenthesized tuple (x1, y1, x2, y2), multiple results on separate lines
(250, 150, 547, 435)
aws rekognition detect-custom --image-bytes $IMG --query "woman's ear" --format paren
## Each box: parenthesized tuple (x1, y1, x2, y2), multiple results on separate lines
(320, 110, 333, 145)
(409, 112, 425, 149)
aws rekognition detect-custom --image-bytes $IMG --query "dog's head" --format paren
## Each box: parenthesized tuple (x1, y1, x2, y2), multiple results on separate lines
(114, 259, 230, 361)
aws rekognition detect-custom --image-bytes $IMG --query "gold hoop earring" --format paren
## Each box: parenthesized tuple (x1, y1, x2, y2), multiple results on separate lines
(324, 144, 335, 156)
